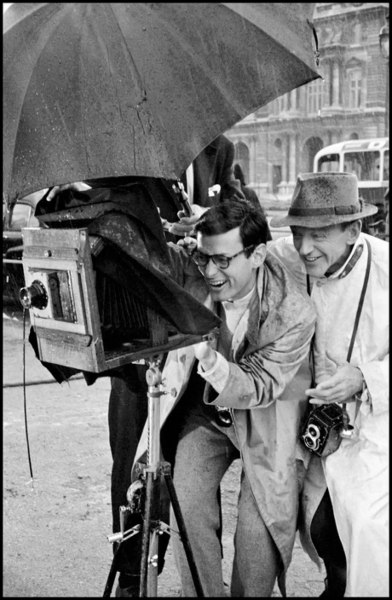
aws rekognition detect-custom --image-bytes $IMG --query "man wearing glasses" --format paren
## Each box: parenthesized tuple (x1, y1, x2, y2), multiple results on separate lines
(133, 199, 316, 596)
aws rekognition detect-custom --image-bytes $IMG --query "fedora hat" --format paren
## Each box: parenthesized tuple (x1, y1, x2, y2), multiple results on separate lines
(270, 172, 378, 228)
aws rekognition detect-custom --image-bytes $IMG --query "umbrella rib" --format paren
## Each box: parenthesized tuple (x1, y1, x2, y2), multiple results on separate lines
(96, 4, 152, 170)
(107, 3, 148, 107)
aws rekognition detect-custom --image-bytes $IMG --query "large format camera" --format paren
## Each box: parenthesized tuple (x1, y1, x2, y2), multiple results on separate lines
(301, 402, 344, 458)
(18, 185, 220, 378)
(19, 227, 219, 376)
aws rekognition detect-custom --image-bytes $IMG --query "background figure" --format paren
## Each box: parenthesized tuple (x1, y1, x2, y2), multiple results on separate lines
(233, 163, 260, 207)
(182, 135, 245, 208)
(234, 163, 272, 240)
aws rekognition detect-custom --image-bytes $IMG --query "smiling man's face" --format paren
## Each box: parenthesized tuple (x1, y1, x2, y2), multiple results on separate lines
(291, 223, 358, 277)
(195, 227, 258, 302)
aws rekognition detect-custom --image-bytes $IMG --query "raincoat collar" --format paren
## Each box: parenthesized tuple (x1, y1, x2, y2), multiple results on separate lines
(326, 234, 365, 280)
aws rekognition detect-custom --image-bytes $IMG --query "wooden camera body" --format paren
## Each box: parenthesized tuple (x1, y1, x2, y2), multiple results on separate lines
(20, 227, 213, 373)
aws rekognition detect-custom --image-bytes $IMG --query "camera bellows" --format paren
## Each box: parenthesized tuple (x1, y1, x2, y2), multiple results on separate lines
(95, 269, 150, 348)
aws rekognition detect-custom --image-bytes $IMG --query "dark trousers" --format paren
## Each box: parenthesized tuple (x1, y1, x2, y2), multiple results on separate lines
(310, 490, 347, 597)
(108, 365, 149, 586)
(108, 364, 171, 590)
(108, 362, 222, 589)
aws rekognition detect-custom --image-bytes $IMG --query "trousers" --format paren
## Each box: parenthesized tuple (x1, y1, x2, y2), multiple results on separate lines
(311, 490, 347, 597)
(169, 397, 280, 597)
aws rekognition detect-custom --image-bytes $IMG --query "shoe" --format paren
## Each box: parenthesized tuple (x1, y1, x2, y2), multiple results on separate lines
(319, 574, 345, 598)
(115, 583, 139, 597)
(319, 577, 328, 598)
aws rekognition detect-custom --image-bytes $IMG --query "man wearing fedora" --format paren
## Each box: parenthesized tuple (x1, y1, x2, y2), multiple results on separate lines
(269, 172, 389, 597)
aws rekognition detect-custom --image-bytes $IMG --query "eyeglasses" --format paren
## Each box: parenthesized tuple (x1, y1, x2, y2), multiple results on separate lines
(191, 245, 255, 270)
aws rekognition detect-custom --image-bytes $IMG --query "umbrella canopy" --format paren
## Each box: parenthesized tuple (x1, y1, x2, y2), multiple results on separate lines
(3, 2, 320, 202)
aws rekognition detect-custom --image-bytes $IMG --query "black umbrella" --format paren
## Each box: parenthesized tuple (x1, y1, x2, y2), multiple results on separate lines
(3, 2, 320, 202)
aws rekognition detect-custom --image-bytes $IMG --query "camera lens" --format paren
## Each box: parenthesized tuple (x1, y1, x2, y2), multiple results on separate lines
(19, 280, 48, 310)
(308, 424, 320, 437)
(303, 435, 316, 449)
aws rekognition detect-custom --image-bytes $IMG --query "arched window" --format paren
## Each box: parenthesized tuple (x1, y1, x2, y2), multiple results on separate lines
(303, 137, 324, 172)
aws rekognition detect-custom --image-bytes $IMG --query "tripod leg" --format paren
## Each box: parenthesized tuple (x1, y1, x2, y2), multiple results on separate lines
(102, 542, 121, 597)
(162, 462, 205, 597)
(139, 471, 152, 597)
(139, 471, 161, 597)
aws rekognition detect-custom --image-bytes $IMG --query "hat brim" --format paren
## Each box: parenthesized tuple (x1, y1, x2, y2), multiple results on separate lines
(270, 202, 378, 228)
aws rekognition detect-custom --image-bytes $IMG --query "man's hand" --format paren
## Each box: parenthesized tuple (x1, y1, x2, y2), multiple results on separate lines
(168, 213, 199, 236)
(45, 182, 91, 202)
(306, 363, 364, 405)
(176, 235, 197, 256)
(168, 204, 207, 236)
(194, 340, 217, 372)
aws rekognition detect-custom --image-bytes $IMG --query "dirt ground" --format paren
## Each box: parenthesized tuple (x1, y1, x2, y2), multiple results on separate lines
(3, 312, 325, 597)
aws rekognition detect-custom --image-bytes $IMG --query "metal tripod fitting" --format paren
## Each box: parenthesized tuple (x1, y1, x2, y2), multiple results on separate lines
(146, 364, 162, 387)
(145, 360, 164, 476)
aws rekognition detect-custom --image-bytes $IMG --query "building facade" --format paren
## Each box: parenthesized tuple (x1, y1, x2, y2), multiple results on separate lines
(225, 3, 389, 205)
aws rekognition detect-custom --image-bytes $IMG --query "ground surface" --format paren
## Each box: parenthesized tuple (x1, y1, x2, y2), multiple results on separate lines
(3, 311, 325, 597)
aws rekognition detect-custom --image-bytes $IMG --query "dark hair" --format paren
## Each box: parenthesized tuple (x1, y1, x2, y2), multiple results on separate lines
(234, 163, 246, 186)
(194, 198, 270, 248)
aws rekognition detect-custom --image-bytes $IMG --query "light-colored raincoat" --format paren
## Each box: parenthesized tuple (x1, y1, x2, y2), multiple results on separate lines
(269, 232, 389, 597)
(133, 246, 316, 582)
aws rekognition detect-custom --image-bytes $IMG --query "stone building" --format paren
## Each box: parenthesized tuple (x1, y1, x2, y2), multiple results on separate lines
(225, 2, 389, 205)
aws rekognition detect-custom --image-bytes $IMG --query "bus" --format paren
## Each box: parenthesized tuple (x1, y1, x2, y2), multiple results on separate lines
(313, 137, 389, 238)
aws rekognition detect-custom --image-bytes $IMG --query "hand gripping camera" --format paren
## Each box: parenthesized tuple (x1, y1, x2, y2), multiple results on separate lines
(301, 402, 345, 458)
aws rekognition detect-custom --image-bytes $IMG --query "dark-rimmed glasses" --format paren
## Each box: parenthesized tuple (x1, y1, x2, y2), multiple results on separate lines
(191, 245, 255, 270)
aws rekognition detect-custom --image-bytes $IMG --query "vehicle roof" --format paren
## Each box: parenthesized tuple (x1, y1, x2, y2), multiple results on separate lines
(315, 137, 389, 156)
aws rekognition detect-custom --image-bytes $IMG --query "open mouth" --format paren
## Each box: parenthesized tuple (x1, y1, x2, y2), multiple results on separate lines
(207, 279, 227, 290)
(304, 256, 321, 263)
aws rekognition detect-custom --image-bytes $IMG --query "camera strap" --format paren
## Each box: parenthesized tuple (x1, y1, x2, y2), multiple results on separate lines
(343, 239, 371, 422)
(307, 239, 372, 421)
(345, 239, 371, 362)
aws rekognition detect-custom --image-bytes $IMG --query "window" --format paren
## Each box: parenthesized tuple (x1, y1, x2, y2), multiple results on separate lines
(382, 151, 389, 181)
(347, 68, 362, 109)
(306, 78, 324, 114)
(318, 154, 340, 173)
(343, 151, 380, 181)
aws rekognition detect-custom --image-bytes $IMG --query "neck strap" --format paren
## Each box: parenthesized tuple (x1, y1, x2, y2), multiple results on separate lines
(307, 238, 371, 387)
(346, 239, 371, 362)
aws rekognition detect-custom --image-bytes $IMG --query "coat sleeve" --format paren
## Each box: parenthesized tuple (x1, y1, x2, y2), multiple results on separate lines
(205, 312, 315, 409)
(359, 354, 389, 416)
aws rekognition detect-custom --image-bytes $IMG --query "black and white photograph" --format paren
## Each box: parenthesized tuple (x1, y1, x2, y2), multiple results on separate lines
(3, 3, 389, 597)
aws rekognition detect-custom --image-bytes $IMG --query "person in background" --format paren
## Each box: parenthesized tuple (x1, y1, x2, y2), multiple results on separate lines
(132, 199, 316, 596)
(268, 172, 389, 598)
(233, 163, 259, 206)
(166, 135, 245, 237)
(233, 163, 272, 240)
